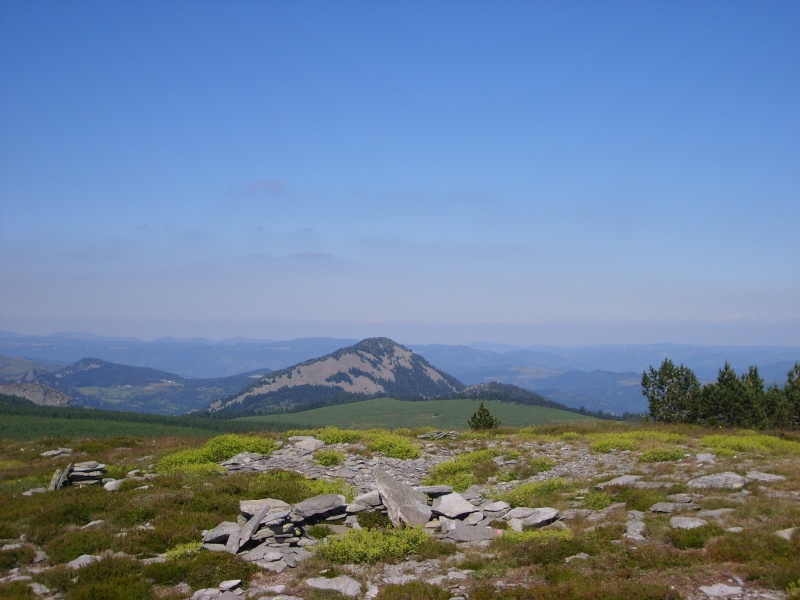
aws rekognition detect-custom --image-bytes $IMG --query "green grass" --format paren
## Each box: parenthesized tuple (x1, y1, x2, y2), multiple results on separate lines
(237, 398, 592, 430)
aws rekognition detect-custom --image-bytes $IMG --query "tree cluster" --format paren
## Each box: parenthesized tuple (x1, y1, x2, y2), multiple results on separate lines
(642, 359, 800, 429)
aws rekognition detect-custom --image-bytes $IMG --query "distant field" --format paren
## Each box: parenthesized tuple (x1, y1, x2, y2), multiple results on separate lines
(236, 397, 593, 430)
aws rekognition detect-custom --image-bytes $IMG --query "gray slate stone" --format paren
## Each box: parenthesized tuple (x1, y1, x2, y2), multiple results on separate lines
(698, 583, 742, 597)
(375, 468, 431, 527)
(687, 472, 748, 490)
(293, 494, 346, 519)
(202, 521, 240, 544)
(431, 493, 480, 518)
(595, 475, 642, 488)
(444, 522, 498, 542)
(305, 575, 361, 597)
(746, 471, 786, 482)
(67, 554, 101, 569)
(521, 507, 560, 528)
(670, 517, 708, 530)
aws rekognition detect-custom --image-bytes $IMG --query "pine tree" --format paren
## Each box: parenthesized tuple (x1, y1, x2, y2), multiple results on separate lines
(641, 359, 701, 423)
(468, 402, 500, 430)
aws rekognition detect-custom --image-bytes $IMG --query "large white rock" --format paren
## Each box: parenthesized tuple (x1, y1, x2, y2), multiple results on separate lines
(375, 468, 431, 527)
(670, 517, 708, 530)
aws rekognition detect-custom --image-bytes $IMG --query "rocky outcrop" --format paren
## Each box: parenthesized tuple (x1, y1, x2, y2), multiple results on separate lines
(0, 383, 69, 407)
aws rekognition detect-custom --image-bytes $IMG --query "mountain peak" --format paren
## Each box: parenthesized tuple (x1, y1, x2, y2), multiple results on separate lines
(210, 337, 464, 415)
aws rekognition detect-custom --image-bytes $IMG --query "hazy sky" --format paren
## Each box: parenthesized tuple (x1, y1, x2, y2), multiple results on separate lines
(1, 1, 798, 346)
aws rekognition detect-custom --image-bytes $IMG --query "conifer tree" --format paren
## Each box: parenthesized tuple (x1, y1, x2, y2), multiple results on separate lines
(468, 402, 500, 430)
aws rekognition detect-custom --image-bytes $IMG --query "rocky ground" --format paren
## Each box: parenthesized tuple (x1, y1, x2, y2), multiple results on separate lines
(2, 428, 799, 600)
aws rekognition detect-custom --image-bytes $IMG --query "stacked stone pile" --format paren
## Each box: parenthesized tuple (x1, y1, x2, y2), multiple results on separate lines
(201, 466, 562, 572)
(47, 461, 108, 490)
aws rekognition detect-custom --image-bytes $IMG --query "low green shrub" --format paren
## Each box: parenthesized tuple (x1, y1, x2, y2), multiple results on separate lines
(42, 556, 155, 600)
(701, 433, 800, 455)
(155, 434, 278, 474)
(314, 449, 346, 467)
(315, 427, 365, 445)
(163, 540, 202, 560)
(357, 510, 392, 530)
(374, 581, 451, 600)
(315, 527, 429, 563)
(44, 528, 117, 564)
(493, 528, 573, 548)
(144, 549, 258, 589)
(707, 530, 800, 589)
(583, 490, 613, 510)
(251, 470, 355, 504)
(365, 432, 420, 459)
(0, 580, 36, 599)
(588, 433, 640, 453)
(639, 447, 686, 463)
(496, 478, 571, 507)
(423, 448, 503, 491)
(667, 523, 722, 549)
(307, 524, 335, 539)
(0, 544, 36, 570)
(415, 537, 458, 559)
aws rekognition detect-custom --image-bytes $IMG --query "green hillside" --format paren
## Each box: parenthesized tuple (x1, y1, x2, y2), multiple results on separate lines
(235, 397, 593, 430)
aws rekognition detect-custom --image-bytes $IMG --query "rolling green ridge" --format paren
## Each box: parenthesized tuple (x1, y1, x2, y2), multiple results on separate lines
(235, 397, 593, 430)
(0, 394, 298, 440)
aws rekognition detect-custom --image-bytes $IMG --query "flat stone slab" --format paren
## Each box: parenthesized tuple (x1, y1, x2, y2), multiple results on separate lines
(432, 493, 480, 518)
(775, 527, 797, 541)
(698, 583, 742, 597)
(746, 471, 786, 482)
(305, 576, 361, 597)
(240, 498, 291, 519)
(293, 494, 345, 519)
(375, 468, 431, 527)
(444, 522, 499, 542)
(696, 453, 716, 463)
(595, 475, 642, 488)
(202, 521, 240, 544)
(521, 507, 560, 528)
(415, 485, 454, 497)
(67, 554, 101, 569)
(670, 517, 709, 530)
(687, 472, 748, 490)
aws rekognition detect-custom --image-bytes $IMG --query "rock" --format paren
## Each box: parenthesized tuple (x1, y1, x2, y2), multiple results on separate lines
(595, 475, 642, 488)
(625, 520, 646, 541)
(687, 472, 748, 490)
(775, 527, 796, 541)
(481, 501, 510, 514)
(444, 522, 498, 542)
(305, 575, 361, 597)
(698, 583, 742, 597)
(746, 471, 786, 482)
(294, 438, 324, 452)
(353, 490, 383, 507)
(375, 468, 431, 527)
(696, 508, 735, 521)
(239, 498, 291, 519)
(103, 480, 121, 492)
(670, 517, 708, 530)
(227, 499, 274, 553)
(219, 579, 241, 591)
(81, 519, 105, 529)
(67, 554, 101, 569)
(696, 453, 716, 463)
(293, 494, 346, 520)
(521, 507, 560, 528)
(504, 507, 536, 520)
(415, 485, 454, 497)
(202, 521, 241, 544)
(431, 493, 480, 518)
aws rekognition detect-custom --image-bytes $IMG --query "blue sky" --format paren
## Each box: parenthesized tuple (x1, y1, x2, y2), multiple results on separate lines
(1, 1, 798, 346)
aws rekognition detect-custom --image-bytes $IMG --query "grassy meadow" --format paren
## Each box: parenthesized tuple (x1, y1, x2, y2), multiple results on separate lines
(0, 421, 799, 599)
(236, 397, 593, 430)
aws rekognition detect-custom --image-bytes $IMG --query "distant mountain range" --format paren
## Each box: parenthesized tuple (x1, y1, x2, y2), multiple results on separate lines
(1, 331, 797, 415)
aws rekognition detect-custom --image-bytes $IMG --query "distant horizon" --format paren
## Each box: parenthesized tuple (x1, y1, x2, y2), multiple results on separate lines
(1, 319, 798, 349)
